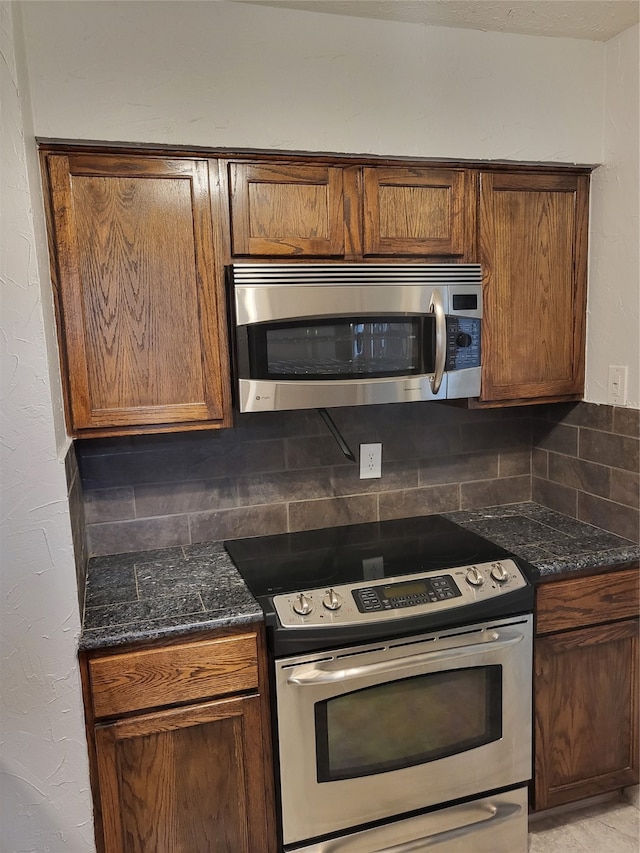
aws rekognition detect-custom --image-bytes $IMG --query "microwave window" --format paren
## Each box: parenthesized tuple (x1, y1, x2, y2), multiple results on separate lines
(315, 666, 502, 782)
(247, 317, 430, 380)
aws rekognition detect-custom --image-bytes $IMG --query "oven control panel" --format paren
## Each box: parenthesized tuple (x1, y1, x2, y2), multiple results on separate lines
(273, 558, 527, 628)
(353, 574, 462, 613)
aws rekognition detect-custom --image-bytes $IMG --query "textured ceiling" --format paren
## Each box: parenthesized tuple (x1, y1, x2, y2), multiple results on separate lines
(236, 1, 640, 41)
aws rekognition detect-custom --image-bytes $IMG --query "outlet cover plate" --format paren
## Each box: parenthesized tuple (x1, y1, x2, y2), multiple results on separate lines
(360, 443, 382, 479)
(607, 365, 628, 406)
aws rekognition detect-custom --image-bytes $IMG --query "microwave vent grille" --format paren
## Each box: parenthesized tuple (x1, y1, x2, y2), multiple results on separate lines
(230, 264, 482, 287)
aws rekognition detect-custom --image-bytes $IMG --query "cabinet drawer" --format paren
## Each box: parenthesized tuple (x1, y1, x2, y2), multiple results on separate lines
(89, 632, 259, 719)
(536, 568, 639, 635)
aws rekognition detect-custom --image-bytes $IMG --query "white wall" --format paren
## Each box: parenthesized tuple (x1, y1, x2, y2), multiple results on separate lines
(0, 3, 93, 851)
(21, 0, 604, 162)
(586, 24, 639, 407)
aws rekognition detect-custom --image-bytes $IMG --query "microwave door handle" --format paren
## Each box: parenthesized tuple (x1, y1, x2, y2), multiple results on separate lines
(429, 289, 446, 394)
(286, 630, 524, 686)
(371, 800, 523, 853)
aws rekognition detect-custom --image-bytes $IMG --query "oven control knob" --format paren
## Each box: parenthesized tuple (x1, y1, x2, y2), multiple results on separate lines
(490, 562, 510, 583)
(322, 589, 343, 611)
(292, 593, 313, 616)
(465, 566, 484, 587)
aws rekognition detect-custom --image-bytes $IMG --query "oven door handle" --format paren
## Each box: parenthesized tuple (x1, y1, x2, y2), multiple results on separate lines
(429, 288, 446, 394)
(372, 800, 523, 852)
(286, 630, 524, 685)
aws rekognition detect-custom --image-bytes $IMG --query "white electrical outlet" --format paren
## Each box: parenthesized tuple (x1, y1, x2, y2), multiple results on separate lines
(360, 443, 382, 479)
(607, 365, 628, 406)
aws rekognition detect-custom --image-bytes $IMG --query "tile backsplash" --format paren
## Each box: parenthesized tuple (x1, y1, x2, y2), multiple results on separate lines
(533, 403, 639, 543)
(64, 442, 87, 610)
(77, 402, 532, 555)
(74, 401, 638, 557)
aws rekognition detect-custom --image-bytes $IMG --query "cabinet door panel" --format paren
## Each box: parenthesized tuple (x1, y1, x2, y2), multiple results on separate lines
(479, 171, 588, 402)
(230, 163, 345, 256)
(363, 167, 471, 257)
(95, 696, 269, 853)
(534, 619, 639, 810)
(46, 154, 228, 433)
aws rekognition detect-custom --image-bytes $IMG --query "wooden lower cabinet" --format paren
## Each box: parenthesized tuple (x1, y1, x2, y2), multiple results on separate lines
(533, 567, 639, 811)
(82, 626, 276, 853)
(95, 696, 268, 853)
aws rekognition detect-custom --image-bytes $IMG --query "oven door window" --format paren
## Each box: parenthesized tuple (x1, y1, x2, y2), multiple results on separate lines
(245, 316, 432, 380)
(315, 666, 502, 782)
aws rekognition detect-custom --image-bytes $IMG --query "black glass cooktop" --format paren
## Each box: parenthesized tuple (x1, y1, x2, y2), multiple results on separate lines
(226, 515, 534, 656)
(225, 514, 522, 601)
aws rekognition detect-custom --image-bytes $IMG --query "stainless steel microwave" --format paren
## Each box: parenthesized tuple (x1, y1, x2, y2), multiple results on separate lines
(228, 264, 482, 413)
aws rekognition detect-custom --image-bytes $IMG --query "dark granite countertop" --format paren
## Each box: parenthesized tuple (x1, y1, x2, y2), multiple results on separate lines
(80, 541, 262, 651)
(81, 502, 639, 651)
(443, 501, 639, 581)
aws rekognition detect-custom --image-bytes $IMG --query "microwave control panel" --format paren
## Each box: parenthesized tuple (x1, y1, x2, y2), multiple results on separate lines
(446, 317, 481, 371)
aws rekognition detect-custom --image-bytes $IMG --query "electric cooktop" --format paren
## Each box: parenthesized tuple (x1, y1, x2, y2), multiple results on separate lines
(225, 514, 535, 656)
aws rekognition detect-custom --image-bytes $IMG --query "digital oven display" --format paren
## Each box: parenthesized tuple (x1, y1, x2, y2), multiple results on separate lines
(383, 581, 429, 600)
(354, 575, 462, 613)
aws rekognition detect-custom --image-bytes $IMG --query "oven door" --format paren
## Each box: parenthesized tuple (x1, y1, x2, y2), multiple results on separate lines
(274, 616, 532, 848)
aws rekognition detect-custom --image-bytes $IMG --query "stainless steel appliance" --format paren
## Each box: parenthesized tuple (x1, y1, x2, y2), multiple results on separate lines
(225, 515, 534, 853)
(228, 264, 482, 412)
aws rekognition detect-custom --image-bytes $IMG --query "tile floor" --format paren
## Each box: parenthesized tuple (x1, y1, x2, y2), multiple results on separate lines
(528, 790, 639, 852)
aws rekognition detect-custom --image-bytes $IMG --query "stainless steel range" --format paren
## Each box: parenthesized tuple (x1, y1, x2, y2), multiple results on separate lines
(225, 515, 534, 853)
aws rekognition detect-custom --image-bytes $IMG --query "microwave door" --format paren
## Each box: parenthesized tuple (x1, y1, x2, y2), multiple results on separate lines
(250, 318, 427, 381)
(235, 313, 447, 412)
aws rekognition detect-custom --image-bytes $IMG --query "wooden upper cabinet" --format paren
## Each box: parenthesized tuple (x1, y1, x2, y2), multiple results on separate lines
(42, 146, 592, 434)
(229, 162, 347, 256)
(43, 153, 231, 436)
(363, 166, 471, 258)
(479, 171, 589, 404)
(228, 161, 474, 260)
